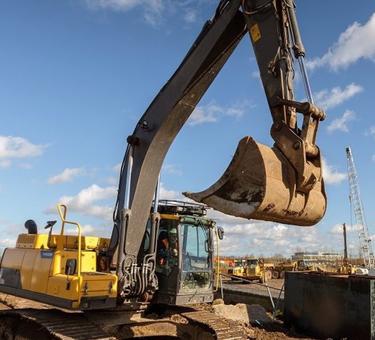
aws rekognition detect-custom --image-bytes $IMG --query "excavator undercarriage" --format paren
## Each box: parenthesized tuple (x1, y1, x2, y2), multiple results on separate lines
(0, 303, 247, 339)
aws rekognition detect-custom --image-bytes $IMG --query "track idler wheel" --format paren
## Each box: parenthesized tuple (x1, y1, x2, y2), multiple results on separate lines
(184, 136, 326, 226)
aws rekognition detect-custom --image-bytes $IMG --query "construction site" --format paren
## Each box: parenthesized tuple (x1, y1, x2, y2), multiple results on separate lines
(0, 0, 374, 339)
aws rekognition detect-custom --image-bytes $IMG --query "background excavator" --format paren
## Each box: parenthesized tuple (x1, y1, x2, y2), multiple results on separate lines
(0, 0, 326, 338)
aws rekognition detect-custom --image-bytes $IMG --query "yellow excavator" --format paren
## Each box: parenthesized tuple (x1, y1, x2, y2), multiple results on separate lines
(0, 0, 326, 338)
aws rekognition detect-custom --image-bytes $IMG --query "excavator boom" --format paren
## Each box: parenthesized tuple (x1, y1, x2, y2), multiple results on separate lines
(109, 0, 326, 299)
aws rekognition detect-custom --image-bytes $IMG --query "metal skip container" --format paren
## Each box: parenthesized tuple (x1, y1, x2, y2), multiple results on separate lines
(184, 136, 326, 226)
(284, 272, 375, 340)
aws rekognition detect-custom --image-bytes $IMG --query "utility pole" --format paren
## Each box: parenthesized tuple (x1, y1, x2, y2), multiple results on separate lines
(343, 223, 348, 266)
(346, 147, 375, 269)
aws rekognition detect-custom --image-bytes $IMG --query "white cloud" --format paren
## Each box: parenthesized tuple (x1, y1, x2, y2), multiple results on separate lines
(330, 223, 362, 235)
(0, 220, 22, 252)
(204, 209, 327, 256)
(48, 182, 182, 222)
(189, 105, 218, 126)
(0, 238, 16, 248)
(86, 0, 161, 12)
(369, 126, 375, 138)
(183, 9, 197, 23)
(45, 179, 346, 257)
(327, 110, 355, 133)
(0, 136, 46, 167)
(162, 164, 183, 176)
(86, 0, 164, 25)
(315, 83, 363, 110)
(48, 167, 85, 185)
(322, 158, 346, 185)
(159, 183, 182, 200)
(207, 209, 323, 256)
(372, 155, 375, 162)
(52, 184, 117, 221)
(66, 224, 95, 235)
(251, 71, 260, 79)
(188, 101, 250, 126)
(307, 13, 375, 71)
(85, 0, 202, 25)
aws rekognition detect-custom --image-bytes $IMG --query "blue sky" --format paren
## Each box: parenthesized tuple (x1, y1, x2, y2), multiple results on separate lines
(1, 0, 375, 257)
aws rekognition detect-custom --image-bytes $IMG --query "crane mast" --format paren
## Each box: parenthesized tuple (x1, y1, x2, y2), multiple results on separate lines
(346, 146, 375, 269)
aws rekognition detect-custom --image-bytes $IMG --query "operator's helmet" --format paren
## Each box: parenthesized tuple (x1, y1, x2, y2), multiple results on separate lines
(169, 227, 178, 236)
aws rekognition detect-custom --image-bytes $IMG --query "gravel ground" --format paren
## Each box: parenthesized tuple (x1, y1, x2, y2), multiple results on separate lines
(223, 278, 285, 299)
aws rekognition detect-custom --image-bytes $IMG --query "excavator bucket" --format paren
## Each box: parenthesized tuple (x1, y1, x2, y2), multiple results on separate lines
(184, 137, 326, 226)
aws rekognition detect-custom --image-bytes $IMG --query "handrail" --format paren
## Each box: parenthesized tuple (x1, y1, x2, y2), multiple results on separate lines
(58, 204, 68, 235)
(57, 204, 82, 278)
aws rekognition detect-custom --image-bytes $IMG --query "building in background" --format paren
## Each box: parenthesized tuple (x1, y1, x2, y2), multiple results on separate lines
(292, 251, 342, 264)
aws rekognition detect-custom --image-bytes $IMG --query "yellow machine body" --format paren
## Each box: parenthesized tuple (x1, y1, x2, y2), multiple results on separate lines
(244, 260, 274, 283)
(0, 208, 118, 310)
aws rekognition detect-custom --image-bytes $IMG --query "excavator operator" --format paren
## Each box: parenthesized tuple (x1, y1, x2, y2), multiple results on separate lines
(157, 228, 179, 267)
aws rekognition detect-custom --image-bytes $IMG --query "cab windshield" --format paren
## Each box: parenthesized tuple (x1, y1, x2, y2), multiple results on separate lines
(247, 259, 258, 267)
(234, 260, 243, 267)
(180, 223, 211, 290)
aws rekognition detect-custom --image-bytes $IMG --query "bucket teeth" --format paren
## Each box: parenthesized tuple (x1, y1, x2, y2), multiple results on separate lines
(184, 137, 326, 226)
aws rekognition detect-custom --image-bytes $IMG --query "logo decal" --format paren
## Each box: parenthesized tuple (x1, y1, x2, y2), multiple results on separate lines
(41, 250, 54, 259)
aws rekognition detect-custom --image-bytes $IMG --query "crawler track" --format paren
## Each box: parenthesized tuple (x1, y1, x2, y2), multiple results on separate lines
(182, 310, 246, 339)
(0, 309, 113, 340)
(0, 307, 247, 339)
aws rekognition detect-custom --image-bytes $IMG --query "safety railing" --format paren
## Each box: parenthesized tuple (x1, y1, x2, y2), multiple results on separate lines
(57, 204, 82, 278)
(217, 273, 285, 318)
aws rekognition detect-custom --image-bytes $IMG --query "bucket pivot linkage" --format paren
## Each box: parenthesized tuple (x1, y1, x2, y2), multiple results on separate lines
(184, 100, 327, 226)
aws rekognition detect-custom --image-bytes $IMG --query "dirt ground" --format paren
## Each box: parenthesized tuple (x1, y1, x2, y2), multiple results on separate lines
(223, 278, 285, 299)
(0, 290, 315, 340)
(217, 278, 318, 339)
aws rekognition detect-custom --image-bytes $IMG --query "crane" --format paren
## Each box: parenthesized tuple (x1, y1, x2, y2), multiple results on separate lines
(346, 146, 375, 269)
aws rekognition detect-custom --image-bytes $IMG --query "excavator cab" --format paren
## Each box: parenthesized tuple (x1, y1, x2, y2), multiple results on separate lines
(153, 201, 215, 305)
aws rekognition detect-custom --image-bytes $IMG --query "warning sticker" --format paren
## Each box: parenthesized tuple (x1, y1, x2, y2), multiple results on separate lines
(250, 23, 261, 43)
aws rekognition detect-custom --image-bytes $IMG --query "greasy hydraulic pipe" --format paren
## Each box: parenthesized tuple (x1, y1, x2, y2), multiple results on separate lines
(124, 146, 134, 210)
(285, 0, 305, 57)
(298, 58, 314, 104)
(285, 0, 314, 103)
(117, 146, 133, 278)
(149, 174, 161, 255)
(153, 174, 161, 213)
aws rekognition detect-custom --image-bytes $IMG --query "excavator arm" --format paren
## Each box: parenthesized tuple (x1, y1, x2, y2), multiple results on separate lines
(108, 0, 326, 299)
(185, 0, 326, 224)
